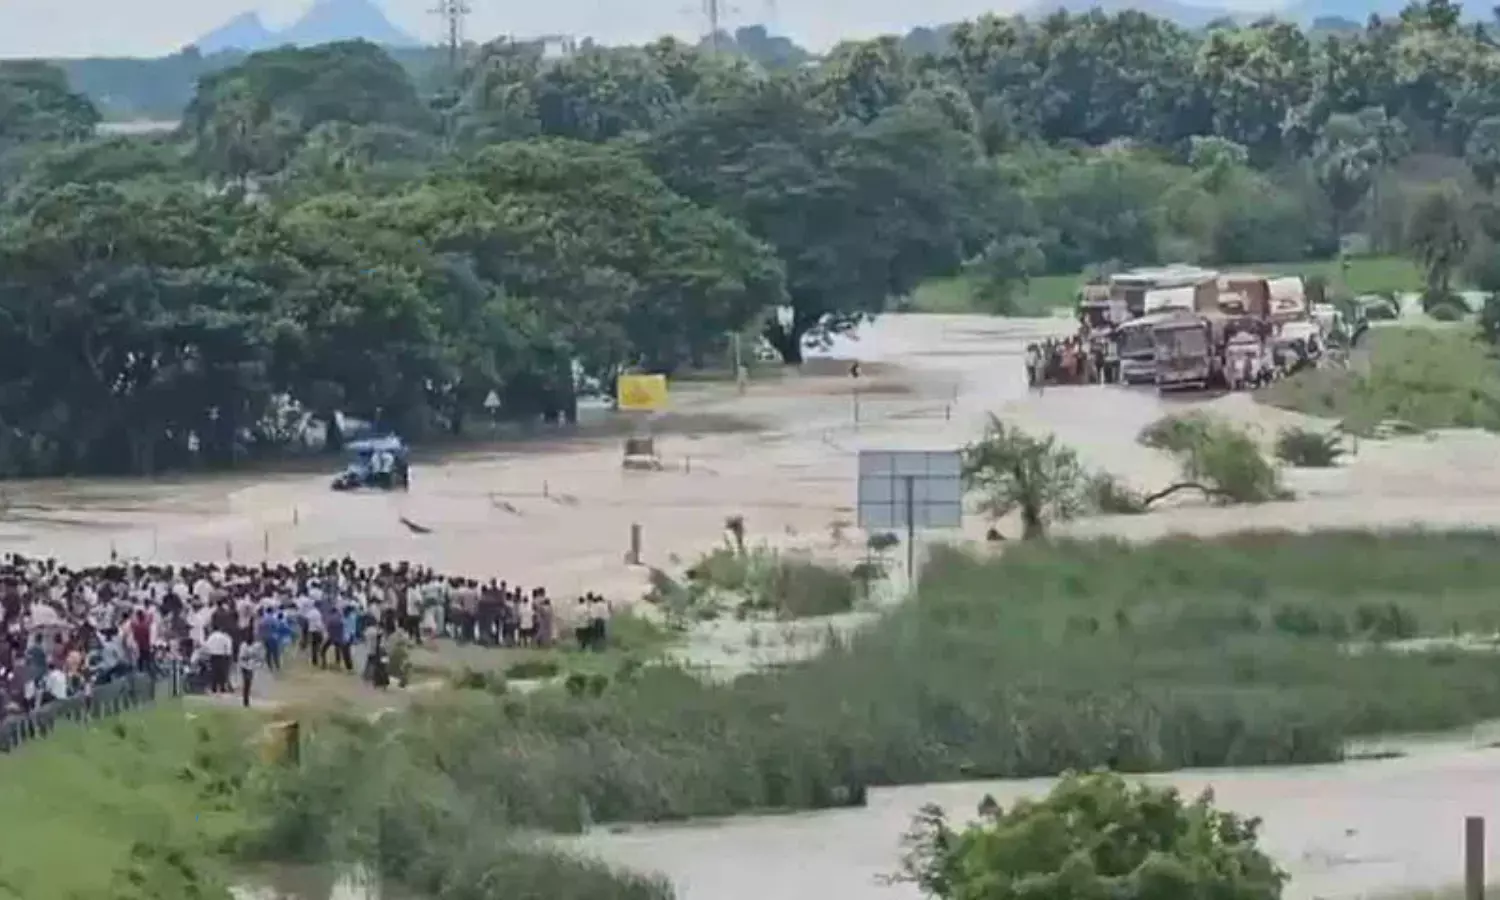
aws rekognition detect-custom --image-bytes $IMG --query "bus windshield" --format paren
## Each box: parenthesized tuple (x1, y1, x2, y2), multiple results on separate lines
(1117, 325, 1156, 357)
(1155, 323, 1208, 358)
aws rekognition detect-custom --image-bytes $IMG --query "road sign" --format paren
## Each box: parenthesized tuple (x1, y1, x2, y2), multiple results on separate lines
(483, 390, 501, 411)
(857, 450, 963, 530)
(857, 450, 963, 588)
(617, 374, 669, 411)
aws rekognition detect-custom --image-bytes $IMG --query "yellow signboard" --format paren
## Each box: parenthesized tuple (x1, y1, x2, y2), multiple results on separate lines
(617, 373, 668, 411)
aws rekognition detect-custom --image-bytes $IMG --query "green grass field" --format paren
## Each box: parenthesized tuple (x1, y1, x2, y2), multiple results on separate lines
(911, 256, 1429, 315)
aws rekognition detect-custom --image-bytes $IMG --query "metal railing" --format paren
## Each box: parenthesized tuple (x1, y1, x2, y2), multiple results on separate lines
(0, 666, 183, 753)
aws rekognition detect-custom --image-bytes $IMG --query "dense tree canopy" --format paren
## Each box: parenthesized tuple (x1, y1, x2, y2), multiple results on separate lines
(8, 0, 1500, 475)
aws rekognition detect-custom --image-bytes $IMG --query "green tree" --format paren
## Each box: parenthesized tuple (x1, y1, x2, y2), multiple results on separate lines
(967, 235, 1046, 314)
(0, 61, 101, 152)
(960, 416, 1089, 540)
(649, 78, 995, 361)
(896, 771, 1288, 900)
(1312, 108, 1388, 244)
(1464, 115, 1500, 189)
(185, 41, 432, 182)
(1406, 182, 1472, 307)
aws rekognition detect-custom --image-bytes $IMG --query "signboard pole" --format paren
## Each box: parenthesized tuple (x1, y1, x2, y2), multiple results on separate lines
(856, 449, 962, 596)
(904, 475, 916, 586)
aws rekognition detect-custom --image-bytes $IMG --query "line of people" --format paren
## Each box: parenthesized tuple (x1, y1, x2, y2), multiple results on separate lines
(0, 555, 610, 716)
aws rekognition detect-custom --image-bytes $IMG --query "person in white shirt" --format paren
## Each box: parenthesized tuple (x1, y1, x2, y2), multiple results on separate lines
(203, 628, 233, 694)
(43, 665, 68, 703)
(236, 640, 263, 708)
(304, 605, 326, 667)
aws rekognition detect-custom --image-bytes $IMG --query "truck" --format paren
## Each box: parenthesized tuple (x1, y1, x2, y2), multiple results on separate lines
(1115, 311, 1175, 385)
(1109, 265, 1220, 317)
(1152, 311, 1223, 391)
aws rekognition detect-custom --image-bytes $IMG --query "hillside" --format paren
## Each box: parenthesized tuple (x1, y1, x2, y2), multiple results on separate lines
(191, 0, 419, 54)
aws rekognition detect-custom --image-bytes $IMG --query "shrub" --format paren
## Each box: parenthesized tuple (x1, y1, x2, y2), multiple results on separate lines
(505, 658, 562, 681)
(1137, 411, 1213, 453)
(1275, 426, 1345, 467)
(895, 772, 1287, 900)
(1086, 471, 1146, 514)
(1141, 413, 1287, 504)
(1354, 601, 1420, 641)
(687, 544, 858, 619)
(764, 556, 858, 618)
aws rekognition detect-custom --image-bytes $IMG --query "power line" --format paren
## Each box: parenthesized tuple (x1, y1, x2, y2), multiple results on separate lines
(430, 0, 472, 72)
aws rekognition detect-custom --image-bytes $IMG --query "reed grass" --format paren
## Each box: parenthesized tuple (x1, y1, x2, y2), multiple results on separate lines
(17, 528, 1500, 900)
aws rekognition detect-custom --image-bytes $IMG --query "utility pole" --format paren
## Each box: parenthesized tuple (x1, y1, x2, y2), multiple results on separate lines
(704, 0, 722, 52)
(430, 0, 472, 74)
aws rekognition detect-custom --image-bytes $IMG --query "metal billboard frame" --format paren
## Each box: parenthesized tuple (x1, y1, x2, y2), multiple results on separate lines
(857, 450, 963, 582)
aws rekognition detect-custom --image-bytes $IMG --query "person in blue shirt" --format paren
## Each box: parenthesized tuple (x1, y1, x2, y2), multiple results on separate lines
(258, 607, 282, 672)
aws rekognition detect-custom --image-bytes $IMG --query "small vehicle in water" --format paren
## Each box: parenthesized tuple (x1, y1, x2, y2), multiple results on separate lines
(331, 435, 411, 491)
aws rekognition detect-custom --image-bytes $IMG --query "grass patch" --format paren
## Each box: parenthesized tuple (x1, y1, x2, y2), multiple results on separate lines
(1258, 327, 1500, 433)
(269, 529, 1500, 843)
(909, 256, 1427, 315)
(0, 707, 260, 900)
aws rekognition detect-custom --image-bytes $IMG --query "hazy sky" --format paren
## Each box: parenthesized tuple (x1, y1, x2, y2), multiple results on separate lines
(0, 0, 1280, 59)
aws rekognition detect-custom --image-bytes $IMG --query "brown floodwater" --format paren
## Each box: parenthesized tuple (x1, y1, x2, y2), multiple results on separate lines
(20, 314, 1500, 900)
(239, 736, 1500, 900)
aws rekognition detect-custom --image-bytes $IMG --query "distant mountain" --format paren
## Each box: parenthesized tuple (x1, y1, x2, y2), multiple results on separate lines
(278, 0, 419, 47)
(189, 0, 419, 54)
(196, 12, 276, 55)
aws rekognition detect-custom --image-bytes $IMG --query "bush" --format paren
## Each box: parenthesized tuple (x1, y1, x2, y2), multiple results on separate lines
(688, 546, 858, 619)
(1137, 410, 1214, 453)
(1275, 426, 1345, 467)
(895, 771, 1287, 900)
(1140, 413, 1287, 503)
(452, 666, 511, 694)
(1086, 471, 1146, 514)
(1260, 327, 1500, 433)
(505, 658, 562, 681)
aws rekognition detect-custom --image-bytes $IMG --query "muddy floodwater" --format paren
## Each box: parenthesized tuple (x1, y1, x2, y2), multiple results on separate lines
(571, 742, 1500, 900)
(18, 314, 1500, 900)
(240, 736, 1500, 900)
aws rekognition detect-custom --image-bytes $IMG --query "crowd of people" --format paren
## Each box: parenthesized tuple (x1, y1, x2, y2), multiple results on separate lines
(1025, 334, 1118, 387)
(0, 554, 616, 719)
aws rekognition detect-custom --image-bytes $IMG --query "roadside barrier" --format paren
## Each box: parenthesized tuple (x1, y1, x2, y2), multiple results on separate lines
(0, 666, 183, 753)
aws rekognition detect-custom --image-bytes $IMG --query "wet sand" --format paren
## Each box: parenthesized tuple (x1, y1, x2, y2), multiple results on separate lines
(18, 313, 1500, 899)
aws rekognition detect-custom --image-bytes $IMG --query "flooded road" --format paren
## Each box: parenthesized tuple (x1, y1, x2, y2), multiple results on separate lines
(19, 313, 1500, 900)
